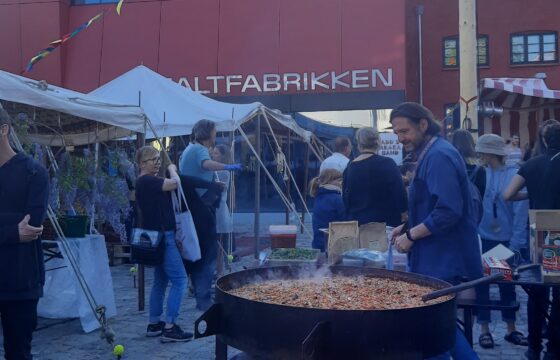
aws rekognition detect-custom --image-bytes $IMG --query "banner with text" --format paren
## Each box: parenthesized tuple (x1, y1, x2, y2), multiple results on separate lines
(379, 133, 403, 166)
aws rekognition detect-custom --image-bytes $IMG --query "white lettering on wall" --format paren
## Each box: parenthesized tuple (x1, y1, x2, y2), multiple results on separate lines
(311, 72, 329, 90)
(178, 68, 395, 95)
(283, 73, 301, 91)
(331, 71, 350, 89)
(351, 70, 369, 88)
(263, 74, 281, 92)
(241, 75, 262, 93)
(226, 75, 242, 93)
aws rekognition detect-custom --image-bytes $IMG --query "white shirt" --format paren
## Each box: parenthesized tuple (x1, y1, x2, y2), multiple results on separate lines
(319, 152, 350, 174)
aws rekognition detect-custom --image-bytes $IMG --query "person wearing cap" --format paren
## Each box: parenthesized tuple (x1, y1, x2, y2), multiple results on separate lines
(475, 134, 529, 349)
(320, 136, 352, 174)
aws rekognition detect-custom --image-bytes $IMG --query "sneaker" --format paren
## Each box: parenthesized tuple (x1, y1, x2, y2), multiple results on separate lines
(146, 321, 165, 337)
(160, 324, 193, 343)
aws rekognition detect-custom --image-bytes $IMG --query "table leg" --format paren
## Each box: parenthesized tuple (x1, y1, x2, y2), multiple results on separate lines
(138, 264, 145, 311)
(216, 335, 228, 360)
(462, 309, 474, 346)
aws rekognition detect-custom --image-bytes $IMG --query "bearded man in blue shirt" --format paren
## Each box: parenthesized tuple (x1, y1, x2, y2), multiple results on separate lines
(390, 102, 483, 360)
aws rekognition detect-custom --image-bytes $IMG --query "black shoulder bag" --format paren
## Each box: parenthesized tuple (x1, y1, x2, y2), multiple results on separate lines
(130, 191, 166, 267)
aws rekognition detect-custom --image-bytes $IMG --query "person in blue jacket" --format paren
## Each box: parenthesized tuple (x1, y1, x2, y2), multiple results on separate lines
(390, 102, 483, 360)
(475, 134, 528, 349)
(310, 168, 345, 252)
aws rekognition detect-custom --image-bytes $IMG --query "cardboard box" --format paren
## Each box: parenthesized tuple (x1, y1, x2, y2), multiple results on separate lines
(327, 221, 359, 265)
(483, 256, 513, 281)
(529, 210, 560, 283)
(358, 222, 388, 252)
(543, 245, 560, 272)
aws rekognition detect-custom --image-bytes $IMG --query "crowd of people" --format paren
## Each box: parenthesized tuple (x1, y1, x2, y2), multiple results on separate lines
(310, 102, 560, 360)
(1, 99, 559, 359)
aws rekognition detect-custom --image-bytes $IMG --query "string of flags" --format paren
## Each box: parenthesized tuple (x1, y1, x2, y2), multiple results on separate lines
(25, 1, 124, 73)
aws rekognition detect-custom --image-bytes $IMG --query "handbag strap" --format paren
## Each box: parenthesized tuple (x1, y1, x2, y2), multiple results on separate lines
(172, 180, 190, 213)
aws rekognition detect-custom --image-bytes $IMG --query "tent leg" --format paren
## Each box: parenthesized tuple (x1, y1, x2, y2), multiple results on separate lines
(285, 131, 291, 225)
(137, 132, 146, 311)
(254, 117, 261, 259)
(301, 144, 310, 234)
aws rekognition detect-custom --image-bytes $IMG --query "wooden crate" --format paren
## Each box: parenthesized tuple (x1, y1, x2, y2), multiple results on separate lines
(107, 244, 131, 266)
(529, 210, 560, 283)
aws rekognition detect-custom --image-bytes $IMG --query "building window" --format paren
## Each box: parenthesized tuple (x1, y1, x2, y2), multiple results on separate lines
(511, 32, 558, 65)
(72, 0, 118, 5)
(443, 38, 459, 68)
(477, 36, 489, 66)
(442, 35, 489, 68)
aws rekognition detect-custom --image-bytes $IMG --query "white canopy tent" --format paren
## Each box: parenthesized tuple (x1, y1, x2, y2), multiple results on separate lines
(0, 69, 148, 146)
(90, 66, 320, 257)
(89, 65, 312, 141)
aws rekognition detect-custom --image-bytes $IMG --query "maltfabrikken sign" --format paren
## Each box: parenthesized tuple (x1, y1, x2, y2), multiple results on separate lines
(178, 68, 394, 95)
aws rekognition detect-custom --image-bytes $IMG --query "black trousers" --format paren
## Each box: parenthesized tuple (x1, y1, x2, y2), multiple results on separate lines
(0, 299, 38, 360)
(528, 287, 560, 355)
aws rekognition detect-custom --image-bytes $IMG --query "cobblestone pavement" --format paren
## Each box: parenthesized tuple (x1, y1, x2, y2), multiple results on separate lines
(0, 214, 531, 359)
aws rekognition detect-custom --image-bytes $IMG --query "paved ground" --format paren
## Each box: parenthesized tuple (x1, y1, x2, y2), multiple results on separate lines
(0, 214, 532, 359)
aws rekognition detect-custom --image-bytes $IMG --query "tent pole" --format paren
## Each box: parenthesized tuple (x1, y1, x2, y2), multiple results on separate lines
(285, 130, 291, 225)
(137, 114, 146, 312)
(254, 116, 261, 259)
(301, 143, 310, 234)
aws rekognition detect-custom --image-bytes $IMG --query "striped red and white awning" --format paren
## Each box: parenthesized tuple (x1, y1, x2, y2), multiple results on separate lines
(480, 77, 560, 147)
(482, 78, 560, 100)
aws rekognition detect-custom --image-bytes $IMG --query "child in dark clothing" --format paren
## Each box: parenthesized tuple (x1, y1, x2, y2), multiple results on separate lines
(310, 169, 345, 251)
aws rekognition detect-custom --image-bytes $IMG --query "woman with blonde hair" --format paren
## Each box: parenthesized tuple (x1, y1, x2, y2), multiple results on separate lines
(343, 127, 407, 226)
(135, 146, 191, 342)
(310, 168, 345, 251)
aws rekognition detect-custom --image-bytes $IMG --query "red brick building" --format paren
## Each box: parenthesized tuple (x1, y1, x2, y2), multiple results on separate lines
(1, 0, 559, 142)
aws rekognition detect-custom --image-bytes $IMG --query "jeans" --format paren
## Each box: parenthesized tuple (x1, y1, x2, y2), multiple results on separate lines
(0, 299, 39, 360)
(185, 204, 218, 311)
(476, 239, 517, 324)
(427, 276, 480, 360)
(149, 231, 187, 324)
(426, 325, 480, 360)
(191, 237, 218, 310)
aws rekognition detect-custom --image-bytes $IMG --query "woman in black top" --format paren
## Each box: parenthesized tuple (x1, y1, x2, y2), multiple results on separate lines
(135, 146, 191, 342)
(343, 127, 407, 227)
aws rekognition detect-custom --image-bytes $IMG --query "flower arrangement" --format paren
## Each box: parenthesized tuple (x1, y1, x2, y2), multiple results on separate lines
(50, 148, 134, 242)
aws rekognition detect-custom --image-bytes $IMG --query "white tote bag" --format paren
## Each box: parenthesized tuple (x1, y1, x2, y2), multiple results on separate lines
(172, 183, 201, 261)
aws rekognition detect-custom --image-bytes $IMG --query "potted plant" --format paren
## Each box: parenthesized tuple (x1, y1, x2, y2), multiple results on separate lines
(51, 151, 93, 238)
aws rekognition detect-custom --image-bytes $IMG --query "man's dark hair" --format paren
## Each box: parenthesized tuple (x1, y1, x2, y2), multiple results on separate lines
(544, 123, 560, 151)
(0, 105, 12, 130)
(192, 119, 216, 143)
(334, 136, 351, 152)
(389, 102, 442, 136)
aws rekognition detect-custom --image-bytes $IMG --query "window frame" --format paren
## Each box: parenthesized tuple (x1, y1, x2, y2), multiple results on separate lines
(442, 35, 490, 69)
(442, 36, 459, 69)
(510, 31, 558, 65)
(72, 0, 118, 5)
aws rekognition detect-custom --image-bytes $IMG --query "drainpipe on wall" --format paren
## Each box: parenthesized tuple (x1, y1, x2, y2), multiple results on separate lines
(417, 5, 424, 105)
